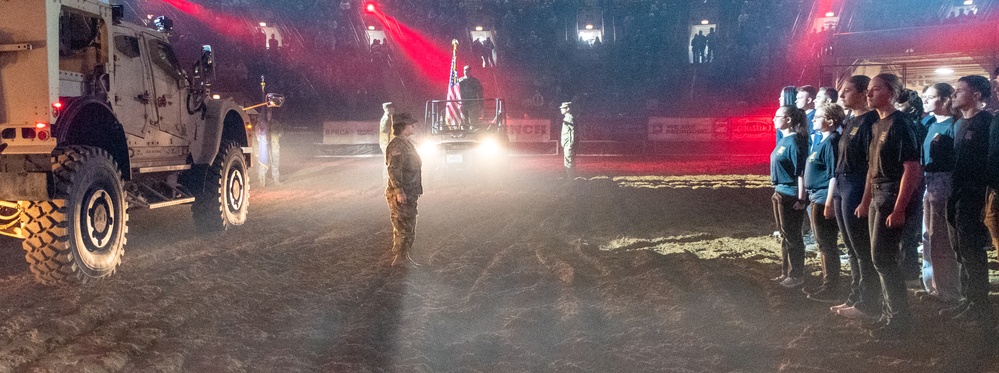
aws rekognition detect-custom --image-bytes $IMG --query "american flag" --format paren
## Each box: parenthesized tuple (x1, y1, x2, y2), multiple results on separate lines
(446, 39, 462, 127)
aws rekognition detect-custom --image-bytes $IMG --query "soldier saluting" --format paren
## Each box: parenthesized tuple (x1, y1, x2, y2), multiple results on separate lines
(385, 113, 423, 266)
(560, 102, 578, 179)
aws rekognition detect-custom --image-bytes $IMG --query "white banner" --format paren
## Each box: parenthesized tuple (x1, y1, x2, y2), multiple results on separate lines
(647, 118, 718, 141)
(505, 119, 550, 143)
(322, 121, 379, 145)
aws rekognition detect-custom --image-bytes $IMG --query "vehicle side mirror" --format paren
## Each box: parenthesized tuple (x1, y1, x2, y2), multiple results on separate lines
(111, 5, 124, 24)
(266, 93, 285, 108)
(187, 45, 215, 114)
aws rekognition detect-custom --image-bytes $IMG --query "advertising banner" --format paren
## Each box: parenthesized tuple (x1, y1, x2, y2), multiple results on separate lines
(505, 119, 551, 143)
(323, 121, 379, 145)
(725, 116, 774, 141)
(647, 117, 718, 141)
(647, 117, 774, 141)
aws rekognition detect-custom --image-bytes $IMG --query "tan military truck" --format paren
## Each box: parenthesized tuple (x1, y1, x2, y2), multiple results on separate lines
(0, 1, 265, 285)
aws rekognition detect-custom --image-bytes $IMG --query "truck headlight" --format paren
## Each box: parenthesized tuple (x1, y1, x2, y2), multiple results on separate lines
(417, 141, 438, 159)
(477, 137, 502, 157)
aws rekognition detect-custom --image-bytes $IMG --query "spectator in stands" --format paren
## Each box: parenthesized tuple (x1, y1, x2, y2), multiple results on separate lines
(268, 33, 279, 50)
(803, 102, 844, 302)
(705, 27, 717, 62)
(918, 82, 960, 304)
(770, 105, 810, 289)
(857, 73, 922, 339)
(482, 37, 495, 67)
(691, 31, 706, 63)
(832, 75, 882, 321)
(472, 38, 485, 67)
(940, 75, 996, 331)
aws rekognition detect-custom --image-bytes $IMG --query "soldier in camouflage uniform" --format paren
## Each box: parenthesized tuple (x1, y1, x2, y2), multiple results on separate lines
(385, 113, 423, 266)
(560, 102, 578, 179)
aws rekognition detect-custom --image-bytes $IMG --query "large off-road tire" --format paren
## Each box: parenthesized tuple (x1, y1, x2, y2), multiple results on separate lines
(192, 143, 248, 231)
(20, 146, 128, 285)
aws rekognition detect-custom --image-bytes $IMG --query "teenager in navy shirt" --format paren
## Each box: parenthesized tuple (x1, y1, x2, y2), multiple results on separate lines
(918, 83, 960, 304)
(770, 106, 810, 289)
(802, 103, 843, 302)
(776, 86, 797, 143)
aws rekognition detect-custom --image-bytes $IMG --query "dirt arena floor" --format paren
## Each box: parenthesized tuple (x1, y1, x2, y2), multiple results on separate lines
(2, 139, 999, 372)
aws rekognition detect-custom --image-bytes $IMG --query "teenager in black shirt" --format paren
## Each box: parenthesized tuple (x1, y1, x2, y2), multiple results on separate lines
(830, 75, 883, 320)
(856, 73, 922, 339)
(940, 75, 997, 330)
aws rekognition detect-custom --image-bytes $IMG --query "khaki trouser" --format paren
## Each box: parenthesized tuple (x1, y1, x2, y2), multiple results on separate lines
(986, 187, 999, 260)
(561, 125, 576, 170)
(387, 194, 418, 255)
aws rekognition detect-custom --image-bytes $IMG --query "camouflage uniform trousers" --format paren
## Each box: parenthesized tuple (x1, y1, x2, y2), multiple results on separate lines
(561, 125, 577, 171)
(387, 194, 418, 255)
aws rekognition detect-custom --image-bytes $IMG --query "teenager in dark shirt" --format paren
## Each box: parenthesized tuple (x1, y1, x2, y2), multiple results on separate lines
(855, 73, 922, 339)
(776, 86, 797, 143)
(918, 83, 960, 304)
(770, 105, 809, 289)
(896, 89, 928, 285)
(830, 75, 882, 320)
(940, 75, 996, 330)
(803, 103, 844, 302)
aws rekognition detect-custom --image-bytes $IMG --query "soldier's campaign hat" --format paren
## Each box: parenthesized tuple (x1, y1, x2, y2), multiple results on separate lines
(392, 113, 419, 132)
(559, 102, 572, 109)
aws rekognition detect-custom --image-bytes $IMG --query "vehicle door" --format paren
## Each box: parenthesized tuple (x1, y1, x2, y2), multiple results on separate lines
(111, 30, 152, 136)
(142, 34, 190, 141)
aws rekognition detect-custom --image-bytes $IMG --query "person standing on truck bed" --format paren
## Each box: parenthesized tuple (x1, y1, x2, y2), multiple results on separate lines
(458, 65, 483, 129)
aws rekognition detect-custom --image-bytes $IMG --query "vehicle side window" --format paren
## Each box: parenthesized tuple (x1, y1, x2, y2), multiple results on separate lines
(147, 40, 183, 80)
(114, 35, 140, 59)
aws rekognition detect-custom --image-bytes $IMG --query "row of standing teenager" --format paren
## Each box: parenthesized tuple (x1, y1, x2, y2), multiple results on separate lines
(769, 73, 999, 339)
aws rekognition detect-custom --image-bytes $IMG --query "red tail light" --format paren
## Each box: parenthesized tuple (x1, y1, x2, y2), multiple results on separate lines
(52, 101, 63, 117)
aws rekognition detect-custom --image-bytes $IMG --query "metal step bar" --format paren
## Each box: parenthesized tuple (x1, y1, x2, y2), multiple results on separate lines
(136, 164, 192, 174)
(147, 197, 196, 210)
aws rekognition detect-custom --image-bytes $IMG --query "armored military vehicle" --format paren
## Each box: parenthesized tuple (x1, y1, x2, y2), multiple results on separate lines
(0, 1, 270, 284)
